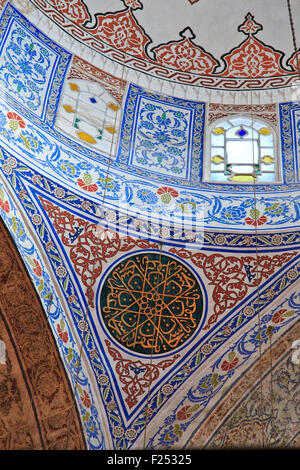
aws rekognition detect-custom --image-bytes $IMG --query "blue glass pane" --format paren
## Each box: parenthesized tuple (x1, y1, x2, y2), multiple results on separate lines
(257, 173, 276, 182)
(236, 128, 248, 137)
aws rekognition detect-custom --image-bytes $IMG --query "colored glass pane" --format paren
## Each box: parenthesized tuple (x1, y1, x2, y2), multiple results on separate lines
(230, 174, 255, 182)
(209, 117, 276, 183)
(76, 131, 97, 144)
(231, 164, 254, 174)
(261, 155, 274, 164)
(211, 133, 224, 146)
(236, 127, 248, 137)
(227, 140, 258, 164)
(68, 82, 80, 92)
(260, 133, 274, 146)
(63, 104, 75, 113)
(259, 127, 271, 135)
(212, 126, 225, 135)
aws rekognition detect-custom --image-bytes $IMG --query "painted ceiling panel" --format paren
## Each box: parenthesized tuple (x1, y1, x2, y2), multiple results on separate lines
(0, 0, 299, 451)
(23, 0, 300, 92)
(1, 148, 299, 449)
(0, 3, 71, 124)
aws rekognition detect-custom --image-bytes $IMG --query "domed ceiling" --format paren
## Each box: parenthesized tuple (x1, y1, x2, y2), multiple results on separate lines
(0, 0, 299, 452)
(21, 0, 300, 98)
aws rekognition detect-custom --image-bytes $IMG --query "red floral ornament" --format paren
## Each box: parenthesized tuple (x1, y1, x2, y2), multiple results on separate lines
(157, 186, 179, 204)
(176, 404, 200, 421)
(88, 9, 150, 61)
(245, 215, 267, 226)
(124, 0, 143, 9)
(152, 27, 219, 74)
(221, 352, 239, 371)
(49, 0, 89, 26)
(245, 209, 267, 226)
(6, 111, 26, 129)
(80, 390, 91, 408)
(272, 308, 294, 324)
(77, 177, 98, 192)
(0, 199, 9, 213)
(157, 186, 179, 197)
(221, 13, 287, 78)
(32, 259, 42, 277)
(57, 324, 68, 343)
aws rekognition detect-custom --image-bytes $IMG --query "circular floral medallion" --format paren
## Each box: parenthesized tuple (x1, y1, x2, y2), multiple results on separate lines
(99, 252, 203, 355)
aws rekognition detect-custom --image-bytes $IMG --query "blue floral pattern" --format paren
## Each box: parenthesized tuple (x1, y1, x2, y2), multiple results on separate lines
(0, 5, 71, 124)
(134, 100, 190, 177)
(117, 84, 205, 184)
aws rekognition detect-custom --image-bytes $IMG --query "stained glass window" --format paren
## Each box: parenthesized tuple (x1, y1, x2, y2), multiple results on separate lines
(55, 79, 121, 156)
(209, 117, 277, 183)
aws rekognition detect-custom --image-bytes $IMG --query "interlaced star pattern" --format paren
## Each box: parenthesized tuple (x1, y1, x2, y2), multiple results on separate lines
(100, 253, 203, 354)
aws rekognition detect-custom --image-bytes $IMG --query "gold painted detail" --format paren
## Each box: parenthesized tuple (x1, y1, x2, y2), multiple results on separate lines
(108, 103, 120, 112)
(63, 104, 75, 113)
(100, 253, 203, 355)
(105, 126, 117, 134)
(211, 155, 224, 164)
(229, 174, 256, 182)
(259, 127, 271, 135)
(68, 82, 80, 92)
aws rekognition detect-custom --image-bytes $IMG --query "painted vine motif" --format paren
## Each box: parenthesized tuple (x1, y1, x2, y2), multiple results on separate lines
(169, 246, 298, 328)
(31, 0, 300, 90)
(105, 340, 180, 408)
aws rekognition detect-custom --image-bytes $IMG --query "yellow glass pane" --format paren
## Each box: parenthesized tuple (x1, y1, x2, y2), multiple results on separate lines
(259, 127, 271, 135)
(212, 127, 225, 135)
(76, 131, 96, 144)
(230, 174, 255, 182)
(108, 103, 120, 112)
(211, 155, 224, 164)
(63, 104, 75, 113)
(68, 82, 80, 92)
(105, 126, 117, 134)
(261, 155, 274, 164)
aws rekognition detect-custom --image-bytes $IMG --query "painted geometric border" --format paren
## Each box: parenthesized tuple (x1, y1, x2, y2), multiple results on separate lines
(0, 3, 71, 126)
(279, 101, 300, 184)
(27, 0, 299, 92)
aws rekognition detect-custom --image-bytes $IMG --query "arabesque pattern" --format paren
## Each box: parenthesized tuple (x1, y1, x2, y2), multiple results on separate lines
(28, 0, 300, 90)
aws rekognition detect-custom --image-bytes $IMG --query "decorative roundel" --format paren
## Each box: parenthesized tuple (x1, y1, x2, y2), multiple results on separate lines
(100, 252, 203, 355)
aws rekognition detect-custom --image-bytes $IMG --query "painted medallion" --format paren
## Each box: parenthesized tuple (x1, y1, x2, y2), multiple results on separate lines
(100, 252, 203, 355)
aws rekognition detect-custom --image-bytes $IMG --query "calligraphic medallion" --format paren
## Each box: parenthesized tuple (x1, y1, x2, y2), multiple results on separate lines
(100, 253, 203, 355)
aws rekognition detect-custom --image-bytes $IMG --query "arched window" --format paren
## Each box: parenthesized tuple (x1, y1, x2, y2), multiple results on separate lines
(55, 79, 121, 156)
(206, 116, 278, 183)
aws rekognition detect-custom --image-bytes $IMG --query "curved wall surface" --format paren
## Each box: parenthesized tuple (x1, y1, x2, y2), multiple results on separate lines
(0, 0, 299, 450)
